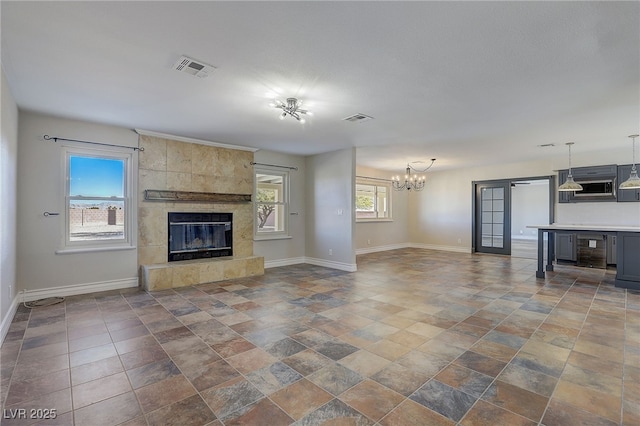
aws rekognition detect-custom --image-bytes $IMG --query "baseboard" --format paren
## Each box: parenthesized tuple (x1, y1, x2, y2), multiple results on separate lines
(21, 277, 139, 302)
(264, 257, 306, 269)
(1, 294, 20, 346)
(266, 244, 470, 271)
(409, 243, 472, 253)
(264, 256, 357, 272)
(355, 243, 410, 255)
(304, 257, 357, 272)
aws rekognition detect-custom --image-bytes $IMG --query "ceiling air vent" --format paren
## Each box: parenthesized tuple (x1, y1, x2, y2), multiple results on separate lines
(343, 113, 374, 123)
(173, 55, 216, 78)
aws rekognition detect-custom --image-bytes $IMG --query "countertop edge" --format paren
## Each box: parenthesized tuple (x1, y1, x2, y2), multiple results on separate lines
(527, 224, 640, 232)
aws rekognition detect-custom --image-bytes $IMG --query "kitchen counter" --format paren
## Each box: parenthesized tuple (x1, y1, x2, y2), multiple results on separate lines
(527, 224, 640, 289)
(528, 224, 640, 233)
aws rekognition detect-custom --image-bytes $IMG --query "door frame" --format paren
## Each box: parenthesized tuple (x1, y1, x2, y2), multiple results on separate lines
(472, 175, 555, 255)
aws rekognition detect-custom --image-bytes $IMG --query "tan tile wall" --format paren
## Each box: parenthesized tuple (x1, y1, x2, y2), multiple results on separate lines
(137, 134, 263, 289)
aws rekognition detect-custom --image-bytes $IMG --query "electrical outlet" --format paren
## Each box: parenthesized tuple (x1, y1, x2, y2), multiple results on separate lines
(367, 239, 371, 245)
(8, 285, 12, 297)
(329, 249, 333, 256)
(457, 238, 462, 244)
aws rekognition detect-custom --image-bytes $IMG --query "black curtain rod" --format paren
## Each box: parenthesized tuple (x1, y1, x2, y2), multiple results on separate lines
(44, 135, 144, 151)
(250, 161, 298, 171)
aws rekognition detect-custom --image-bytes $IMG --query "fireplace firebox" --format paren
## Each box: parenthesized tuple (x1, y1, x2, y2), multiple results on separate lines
(168, 212, 232, 262)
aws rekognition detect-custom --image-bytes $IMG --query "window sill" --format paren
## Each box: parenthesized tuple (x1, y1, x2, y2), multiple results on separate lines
(356, 219, 394, 223)
(254, 235, 293, 242)
(56, 245, 136, 255)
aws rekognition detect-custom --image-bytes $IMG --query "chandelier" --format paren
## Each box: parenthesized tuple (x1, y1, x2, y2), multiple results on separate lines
(392, 159, 436, 191)
(270, 98, 311, 123)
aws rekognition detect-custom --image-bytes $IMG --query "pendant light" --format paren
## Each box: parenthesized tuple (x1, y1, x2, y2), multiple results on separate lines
(619, 134, 640, 190)
(558, 142, 583, 192)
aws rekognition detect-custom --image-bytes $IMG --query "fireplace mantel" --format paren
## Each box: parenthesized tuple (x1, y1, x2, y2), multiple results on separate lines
(144, 189, 251, 203)
(138, 135, 263, 289)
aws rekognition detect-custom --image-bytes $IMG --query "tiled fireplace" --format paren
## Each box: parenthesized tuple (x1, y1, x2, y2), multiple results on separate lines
(137, 134, 263, 291)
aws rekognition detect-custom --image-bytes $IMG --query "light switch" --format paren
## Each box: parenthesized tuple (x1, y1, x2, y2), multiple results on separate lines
(589, 240, 597, 248)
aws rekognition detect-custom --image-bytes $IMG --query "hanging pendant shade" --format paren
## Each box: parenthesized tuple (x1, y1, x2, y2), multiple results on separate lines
(619, 167, 640, 189)
(558, 174, 583, 191)
(558, 142, 583, 192)
(619, 134, 640, 190)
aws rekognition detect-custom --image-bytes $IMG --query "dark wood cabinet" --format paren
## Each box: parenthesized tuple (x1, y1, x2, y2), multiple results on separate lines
(558, 165, 618, 203)
(607, 235, 617, 265)
(558, 170, 571, 203)
(617, 164, 640, 202)
(616, 232, 640, 289)
(556, 232, 576, 261)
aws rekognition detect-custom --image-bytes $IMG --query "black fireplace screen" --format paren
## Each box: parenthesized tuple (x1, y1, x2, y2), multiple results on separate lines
(168, 212, 232, 262)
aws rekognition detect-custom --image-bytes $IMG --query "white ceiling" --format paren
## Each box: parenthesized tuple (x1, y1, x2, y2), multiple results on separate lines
(2, 1, 638, 171)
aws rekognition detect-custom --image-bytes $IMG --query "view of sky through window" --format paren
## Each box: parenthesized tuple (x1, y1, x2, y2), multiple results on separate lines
(69, 156, 124, 197)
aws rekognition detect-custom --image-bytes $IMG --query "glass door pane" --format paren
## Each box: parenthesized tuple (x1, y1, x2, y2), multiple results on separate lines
(475, 181, 511, 255)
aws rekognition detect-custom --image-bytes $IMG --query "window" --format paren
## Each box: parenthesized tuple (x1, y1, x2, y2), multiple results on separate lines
(356, 181, 391, 221)
(254, 168, 289, 239)
(61, 146, 134, 251)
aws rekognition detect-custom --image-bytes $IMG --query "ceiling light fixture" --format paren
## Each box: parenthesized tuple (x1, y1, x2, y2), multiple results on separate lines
(620, 134, 640, 190)
(392, 159, 436, 191)
(270, 98, 311, 123)
(558, 142, 583, 192)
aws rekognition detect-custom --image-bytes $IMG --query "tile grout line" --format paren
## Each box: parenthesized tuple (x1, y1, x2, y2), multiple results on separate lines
(454, 272, 575, 425)
(535, 274, 587, 425)
(109, 293, 150, 426)
(3, 252, 632, 426)
(1, 302, 32, 414)
(537, 273, 616, 425)
(145, 282, 324, 425)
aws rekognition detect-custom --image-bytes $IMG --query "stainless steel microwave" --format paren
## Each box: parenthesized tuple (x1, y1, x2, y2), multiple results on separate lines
(572, 178, 617, 200)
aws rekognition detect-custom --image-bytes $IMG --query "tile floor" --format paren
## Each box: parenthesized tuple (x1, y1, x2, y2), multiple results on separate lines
(1, 248, 638, 425)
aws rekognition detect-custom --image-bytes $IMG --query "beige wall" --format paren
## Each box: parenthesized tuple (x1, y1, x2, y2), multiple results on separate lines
(354, 165, 409, 251)
(305, 148, 356, 269)
(409, 148, 640, 250)
(253, 150, 306, 264)
(1, 68, 19, 332)
(5, 106, 639, 330)
(137, 134, 255, 265)
(16, 112, 140, 292)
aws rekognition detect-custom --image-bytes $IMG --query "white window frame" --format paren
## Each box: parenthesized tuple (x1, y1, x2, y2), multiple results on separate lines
(254, 167, 291, 240)
(355, 178, 392, 222)
(57, 144, 135, 253)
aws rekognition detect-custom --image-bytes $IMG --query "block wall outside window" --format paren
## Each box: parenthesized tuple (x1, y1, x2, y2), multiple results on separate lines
(60, 146, 134, 251)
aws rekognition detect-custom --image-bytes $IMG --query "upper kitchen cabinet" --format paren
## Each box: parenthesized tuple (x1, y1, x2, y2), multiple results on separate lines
(617, 164, 640, 202)
(558, 165, 618, 203)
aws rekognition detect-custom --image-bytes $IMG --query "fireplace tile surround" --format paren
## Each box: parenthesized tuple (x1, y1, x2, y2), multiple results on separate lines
(137, 134, 264, 291)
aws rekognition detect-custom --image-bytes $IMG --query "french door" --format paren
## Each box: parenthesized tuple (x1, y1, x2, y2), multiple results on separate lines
(474, 180, 511, 255)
